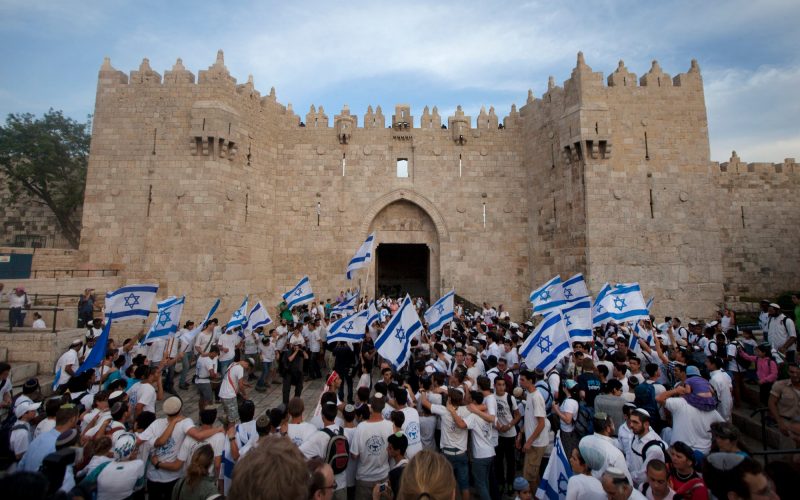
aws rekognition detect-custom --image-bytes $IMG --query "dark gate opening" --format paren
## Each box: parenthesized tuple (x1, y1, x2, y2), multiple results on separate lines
(376, 243, 429, 302)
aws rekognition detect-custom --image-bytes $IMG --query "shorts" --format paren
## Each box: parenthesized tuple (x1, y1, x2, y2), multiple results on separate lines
(444, 452, 469, 491)
(523, 446, 546, 487)
(221, 397, 240, 424)
(197, 382, 213, 402)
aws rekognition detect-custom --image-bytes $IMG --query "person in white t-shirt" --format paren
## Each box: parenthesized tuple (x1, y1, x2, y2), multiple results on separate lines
(391, 386, 423, 459)
(216, 329, 241, 376)
(420, 388, 472, 497)
(195, 346, 219, 411)
(351, 393, 395, 499)
(518, 370, 550, 490)
(299, 402, 348, 496)
(567, 446, 606, 500)
(218, 358, 254, 424)
(464, 391, 497, 500)
(156, 406, 225, 480)
(256, 329, 277, 391)
(54, 340, 82, 391)
(657, 387, 724, 455)
(553, 379, 581, 458)
(137, 396, 223, 497)
(96, 432, 146, 499)
(493, 376, 521, 494)
(31, 312, 46, 330)
(286, 397, 317, 447)
(9, 401, 40, 468)
(131, 366, 162, 419)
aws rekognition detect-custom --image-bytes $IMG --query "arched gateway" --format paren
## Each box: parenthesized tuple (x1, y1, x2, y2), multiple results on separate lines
(360, 190, 448, 304)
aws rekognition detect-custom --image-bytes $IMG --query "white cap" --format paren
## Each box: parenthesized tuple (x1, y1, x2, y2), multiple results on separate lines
(15, 401, 41, 418)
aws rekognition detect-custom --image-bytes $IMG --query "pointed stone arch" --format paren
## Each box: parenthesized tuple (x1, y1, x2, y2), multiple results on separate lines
(359, 189, 449, 242)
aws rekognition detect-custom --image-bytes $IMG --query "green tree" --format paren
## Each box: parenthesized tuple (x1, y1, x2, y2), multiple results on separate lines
(0, 109, 91, 248)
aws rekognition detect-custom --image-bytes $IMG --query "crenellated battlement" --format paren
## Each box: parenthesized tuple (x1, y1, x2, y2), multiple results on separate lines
(718, 151, 798, 175)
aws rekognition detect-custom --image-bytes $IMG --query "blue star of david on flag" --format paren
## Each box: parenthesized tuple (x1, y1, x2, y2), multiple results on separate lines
(424, 290, 455, 334)
(530, 276, 566, 315)
(536, 432, 574, 500)
(283, 276, 315, 310)
(346, 233, 376, 280)
(537, 335, 553, 354)
(562, 274, 590, 303)
(157, 311, 171, 327)
(327, 308, 369, 343)
(563, 287, 573, 300)
(594, 283, 650, 325)
(123, 293, 141, 309)
(104, 284, 158, 321)
(376, 294, 423, 369)
(142, 295, 185, 343)
(225, 296, 249, 333)
(562, 298, 593, 343)
(613, 296, 627, 311)
(563, 313, 572, 326)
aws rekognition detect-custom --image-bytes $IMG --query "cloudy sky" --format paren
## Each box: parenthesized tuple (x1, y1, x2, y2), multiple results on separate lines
(1, 0, 798, 162)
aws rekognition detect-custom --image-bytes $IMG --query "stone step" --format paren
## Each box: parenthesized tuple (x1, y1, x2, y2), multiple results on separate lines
(10, 362, 39, 386)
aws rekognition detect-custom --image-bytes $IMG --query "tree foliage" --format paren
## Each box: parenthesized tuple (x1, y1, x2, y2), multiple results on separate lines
(0, 109, 91, 248)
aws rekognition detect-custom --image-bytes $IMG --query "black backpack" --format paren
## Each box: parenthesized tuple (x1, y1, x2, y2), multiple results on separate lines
(322, 427, 350, 475)
(0, 413, 26, 470)
(573, 402, 595, 438)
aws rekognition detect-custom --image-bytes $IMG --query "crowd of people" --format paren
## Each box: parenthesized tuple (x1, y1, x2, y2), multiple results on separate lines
(0, 290, 798, 500)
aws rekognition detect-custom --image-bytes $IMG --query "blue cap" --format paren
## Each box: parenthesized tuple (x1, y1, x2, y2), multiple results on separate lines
(686, 365, 701, 377)
(513, 476, 530, 491)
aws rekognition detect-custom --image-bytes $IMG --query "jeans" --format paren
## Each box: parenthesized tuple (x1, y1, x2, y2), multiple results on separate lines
(218, 359, 233, 378)
(9, 307, 24, 328)
(309, 351, 321, 378)
(178, 351, 193, 386)
(257, 361, 272, 387)
(338, 373, 354, 404)
(472, 456, 494, 500)
(147, 479, 177, 500)
(495, 435, 516, 489)
(282, 371, 303, 405)
(444, 452, 469, 491)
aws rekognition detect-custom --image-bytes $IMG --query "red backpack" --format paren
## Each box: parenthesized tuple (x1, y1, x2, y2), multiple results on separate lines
(322, 428, 350, 475)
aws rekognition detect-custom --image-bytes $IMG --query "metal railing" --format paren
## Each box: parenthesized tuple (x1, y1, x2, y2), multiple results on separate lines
(31, 269, 119, 279)
(748, 407, 800, 463)
(1, 306, 64, 333)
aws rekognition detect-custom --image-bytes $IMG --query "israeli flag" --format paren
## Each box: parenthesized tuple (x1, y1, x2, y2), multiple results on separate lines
(519, 312, 572, 374)
(561, 298, 593, 343)
(346, 233, 375, 280)
(104, 284, 158, 320)
(75, 318, 113, 375)
(327, 309, 369, 343)
(646, 296, 655, 312)
(530, 276, 567, 315)
(283, 276, 315, 310)
(225, 296, 248, 333)
(375, 294, 423, 369)
(367, 301, 381, 327)
(247, 301, 273, 332)
(603, 283, 650, 323)
(536, 432, 573, 500)
(424, 290, 454, 334)
(144, 296, 186, 341)
(592, 282, 613, 327)
(631, 319, 655, 352)
(181, 298, 220, 348)
(331, 290, 359, 317)
(562, 273, 589, 303)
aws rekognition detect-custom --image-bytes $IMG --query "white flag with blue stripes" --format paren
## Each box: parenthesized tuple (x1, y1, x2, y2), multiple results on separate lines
(104, 284, 158, 320)
(601, 283, 650, 323)
(346, 233, 375, 280)
(144, 296, 185, 341)
(562, 273, 589, 302)
(561, 298, 593, 343)
(331, 290, 359, 317)
(519, 312, 572, 374)
(375, 294, 423, 369)
(327, 309, 369, 343)
(283, 276, 315, 310)
(536, 432, 573, 500)
(247, 301, 272, 332)
(592, 282, 613, 326)
(530, 276, 567, 315)
(424, 290, 454, 334)
(225, 296, 248, 333)
(367, 301, 381, 327)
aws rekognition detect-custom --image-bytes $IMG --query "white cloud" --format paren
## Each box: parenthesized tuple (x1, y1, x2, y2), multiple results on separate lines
(705, 65, 800, 162)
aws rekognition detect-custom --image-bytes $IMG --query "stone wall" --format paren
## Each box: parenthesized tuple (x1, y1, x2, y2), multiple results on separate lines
(74, 50, 799, 323)
(0, 172, 80, 249)
(2, 328, 86, 374)
(716, 156, 800, 300)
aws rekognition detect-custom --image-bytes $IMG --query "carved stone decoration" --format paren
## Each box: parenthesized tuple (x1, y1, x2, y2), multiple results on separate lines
(176, 189, 186, 199)
(456, 206, 466, 213)
(480, 147, 488, 156)
(503, 205, 513, 213)
(613, 190, 622, 200)
(433, 147, 442, 156)
(363, 146, 371, 156)
(679, 191, 689, 202)
(111, 188, 121, 196)
(335, 105, 356, 145)
(316, 145, 326, 155)
(226, 191, 236, 201)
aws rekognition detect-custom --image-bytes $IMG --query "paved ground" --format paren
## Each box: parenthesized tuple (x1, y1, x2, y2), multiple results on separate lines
(164, 366, 328, 422)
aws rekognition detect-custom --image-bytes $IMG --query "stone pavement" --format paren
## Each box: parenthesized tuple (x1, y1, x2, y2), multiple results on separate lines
(163, 367, 327, 422)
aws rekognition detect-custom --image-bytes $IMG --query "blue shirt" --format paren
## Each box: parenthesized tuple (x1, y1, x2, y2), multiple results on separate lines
(18, 428, 59, 472)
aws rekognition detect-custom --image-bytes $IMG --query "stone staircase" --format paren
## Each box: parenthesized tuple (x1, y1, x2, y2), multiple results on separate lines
(1, 346, 39, 388)
(733, 380, 799, 463)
